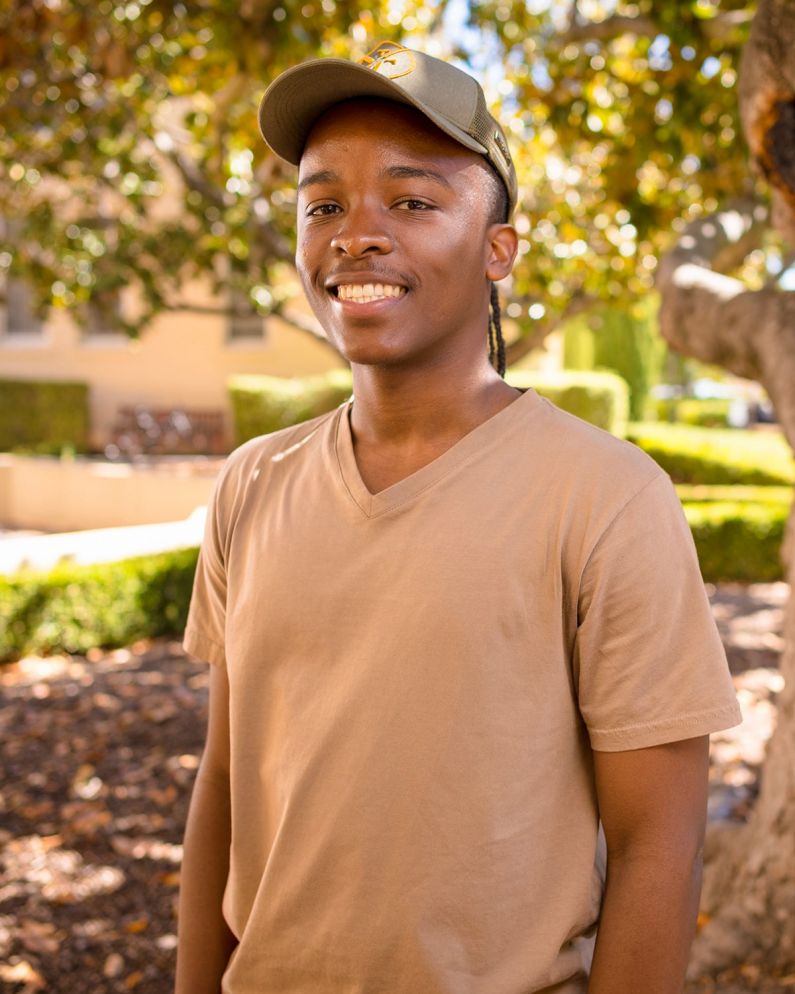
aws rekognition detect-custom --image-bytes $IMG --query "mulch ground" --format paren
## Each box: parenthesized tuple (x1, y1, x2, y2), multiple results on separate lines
(0, 582, 789, 994)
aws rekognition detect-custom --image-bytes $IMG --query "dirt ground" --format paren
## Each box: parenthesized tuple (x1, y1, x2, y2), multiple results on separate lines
(0, 582, 790, 994)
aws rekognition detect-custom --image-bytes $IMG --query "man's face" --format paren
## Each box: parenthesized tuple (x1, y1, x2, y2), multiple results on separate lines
(295, 98, 513, 371)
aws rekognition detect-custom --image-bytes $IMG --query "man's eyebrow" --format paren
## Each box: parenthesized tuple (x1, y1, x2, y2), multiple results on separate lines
(297, 169, 339, 193)
(384, 165, 453, 189)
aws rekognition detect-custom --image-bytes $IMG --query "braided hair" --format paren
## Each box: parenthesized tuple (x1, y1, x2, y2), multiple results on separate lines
(485, 165, 509, 378)
(488, 283, 506, 378)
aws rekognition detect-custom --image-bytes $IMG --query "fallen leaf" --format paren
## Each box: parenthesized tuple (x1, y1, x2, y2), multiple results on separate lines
(103, 952, 124, 978)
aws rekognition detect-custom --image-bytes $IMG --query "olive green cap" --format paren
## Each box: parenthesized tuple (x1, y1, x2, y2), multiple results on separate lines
(258, 41, 518, 215)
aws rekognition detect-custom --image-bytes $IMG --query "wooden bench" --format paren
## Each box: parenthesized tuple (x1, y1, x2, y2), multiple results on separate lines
(109, 406, 228, 457)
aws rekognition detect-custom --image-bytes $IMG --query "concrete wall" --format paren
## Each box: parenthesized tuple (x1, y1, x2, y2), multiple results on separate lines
(0, 286, 343, 451)
(0, 454, 219, 532)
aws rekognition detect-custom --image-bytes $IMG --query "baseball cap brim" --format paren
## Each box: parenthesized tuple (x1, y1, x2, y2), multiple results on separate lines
(258, 59, 488, 165)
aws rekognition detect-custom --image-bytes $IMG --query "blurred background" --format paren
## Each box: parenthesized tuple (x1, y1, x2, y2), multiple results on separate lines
(1, 1, 794, 992)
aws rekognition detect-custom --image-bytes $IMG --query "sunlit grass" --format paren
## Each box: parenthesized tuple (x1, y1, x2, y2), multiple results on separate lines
(628, 422, 795, 486)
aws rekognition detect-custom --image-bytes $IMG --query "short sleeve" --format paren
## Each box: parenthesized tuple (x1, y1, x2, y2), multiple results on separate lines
(183, 475, 227, 667)
(573, 471, 742, 751)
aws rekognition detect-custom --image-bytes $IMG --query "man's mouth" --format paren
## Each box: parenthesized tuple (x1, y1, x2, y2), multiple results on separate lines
(333, 283, 407, 304)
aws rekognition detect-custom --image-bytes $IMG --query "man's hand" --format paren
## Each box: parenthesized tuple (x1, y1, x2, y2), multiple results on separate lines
(588, 734, 710, 994)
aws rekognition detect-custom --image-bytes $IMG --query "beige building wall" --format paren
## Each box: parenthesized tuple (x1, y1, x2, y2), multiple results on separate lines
(0, 291, 344, 451)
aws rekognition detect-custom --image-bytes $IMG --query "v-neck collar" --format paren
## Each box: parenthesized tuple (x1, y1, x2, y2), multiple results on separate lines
(333, 387, 542, 518)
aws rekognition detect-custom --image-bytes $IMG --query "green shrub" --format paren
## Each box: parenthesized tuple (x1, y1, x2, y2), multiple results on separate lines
(591, 305, 664, 422)
(0, 547, 199, 663)
(0, 378, 90, 454)
(675, 484, 793, 505)
(627, 423, 795, 485)
(0, 487, 789, 662)
(230, 368, 629, 442)
(229, 370, 353, 444)
(561, 301, 665, 422)
(681, 499, 787, 583)
(506, 369, 629, 435)
(654, 398, 733, 427)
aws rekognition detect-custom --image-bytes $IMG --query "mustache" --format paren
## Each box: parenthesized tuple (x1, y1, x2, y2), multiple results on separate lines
(324, 267, 416, 290)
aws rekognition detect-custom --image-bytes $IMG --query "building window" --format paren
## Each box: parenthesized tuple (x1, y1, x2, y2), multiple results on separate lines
(227, 287, 265, 341)
(4, 277, 42, 335)
(83, 287, 124, 335)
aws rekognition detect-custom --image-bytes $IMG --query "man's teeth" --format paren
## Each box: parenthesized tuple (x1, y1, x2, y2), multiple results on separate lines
(336, 283, 405, 303)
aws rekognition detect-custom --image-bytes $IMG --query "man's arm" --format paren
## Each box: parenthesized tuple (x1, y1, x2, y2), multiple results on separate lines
(588, 734, 710, 994)
(175, 664, 238, 994)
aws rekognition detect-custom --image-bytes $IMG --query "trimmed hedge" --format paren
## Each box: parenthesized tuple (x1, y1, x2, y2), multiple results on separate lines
(0, 377, 90, 454)
(0, 547, 198, 663)
(0, 491, 789, 662)
(681, 498, 788, 583)
(654, 398, 733, 428)
(676, 484, 793, 505)
(627, 423, 795, 485)
(229, 368, 629, 443)
(506, 369, 629, 436)
(229, 371, 353, 445)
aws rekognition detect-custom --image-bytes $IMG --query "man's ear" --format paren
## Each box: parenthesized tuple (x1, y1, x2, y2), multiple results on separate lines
(485, 224, 518, 282)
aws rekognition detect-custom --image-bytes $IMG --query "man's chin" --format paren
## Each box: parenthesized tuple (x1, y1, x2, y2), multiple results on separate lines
(324, 328, 406, 368)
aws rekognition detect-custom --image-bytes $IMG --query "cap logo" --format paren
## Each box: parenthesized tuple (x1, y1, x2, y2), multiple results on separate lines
(493, 130, 510, 163)
(359, 41, 416, 80)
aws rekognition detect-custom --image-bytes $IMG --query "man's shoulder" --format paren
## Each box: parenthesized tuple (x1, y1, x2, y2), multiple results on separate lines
(215, 405, 342, 493)
(525, 392, 664, 490)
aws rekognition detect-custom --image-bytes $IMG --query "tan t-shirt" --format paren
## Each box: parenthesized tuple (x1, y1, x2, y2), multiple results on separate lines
(184, 387, 741, 994)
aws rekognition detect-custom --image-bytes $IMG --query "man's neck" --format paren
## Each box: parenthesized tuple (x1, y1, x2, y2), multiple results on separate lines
(348, 360, 521, 448)
(345, 361, 521, 495)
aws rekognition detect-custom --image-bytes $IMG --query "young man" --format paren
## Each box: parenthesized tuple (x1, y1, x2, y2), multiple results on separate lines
(176, 42, 742, 994)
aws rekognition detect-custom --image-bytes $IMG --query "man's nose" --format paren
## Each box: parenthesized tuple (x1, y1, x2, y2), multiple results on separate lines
(330, 208, 392, 257)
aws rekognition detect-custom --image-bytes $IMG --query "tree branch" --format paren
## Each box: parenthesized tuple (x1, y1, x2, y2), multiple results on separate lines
(655, 200, 777, 386)
(561, 8, 753, 44)
(271, 305, 341, 354)
(739, 0, 795, 244)
(658, 199, 769, 279)
(699, 8, 755, 41)
(562, 14, 658, 43)
(163, 144, 227, 209)
(164, 297, 339, 354)
(504, 293, 595, 366)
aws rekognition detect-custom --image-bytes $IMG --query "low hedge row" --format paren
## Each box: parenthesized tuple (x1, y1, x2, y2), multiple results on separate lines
(676, 485, 793, 505)
(0, 547, 198, 663)
(628, 423, 795, 486)
(682, 498, 788, 583)
(506, 369, 629, 436)
(1, 488, 789, 663)
(0, 377, 90, 454)
(229, 371, 354, 444)
(229, 368, 629, 443)
(653, 398, 733, 428)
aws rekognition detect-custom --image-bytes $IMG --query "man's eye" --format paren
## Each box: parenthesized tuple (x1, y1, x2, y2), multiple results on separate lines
(307, 203, 340, 217)
(396, 199, 432, 211)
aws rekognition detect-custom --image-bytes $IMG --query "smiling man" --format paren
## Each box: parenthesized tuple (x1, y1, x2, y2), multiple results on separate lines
(175, 43, 741, 994)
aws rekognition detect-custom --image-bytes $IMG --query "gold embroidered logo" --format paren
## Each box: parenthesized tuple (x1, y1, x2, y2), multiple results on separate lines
(359, 41, 416, 80)
(493, 130, 510, 163)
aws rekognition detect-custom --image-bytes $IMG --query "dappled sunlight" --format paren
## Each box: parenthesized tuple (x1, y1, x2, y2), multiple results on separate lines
(0, 642, 207, 991)
(0, 835, 125, 904)
(0, 583, 787, 991)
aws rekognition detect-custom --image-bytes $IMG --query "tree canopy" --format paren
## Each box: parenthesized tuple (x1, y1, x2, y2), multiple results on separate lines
(0, 0, 763, 350)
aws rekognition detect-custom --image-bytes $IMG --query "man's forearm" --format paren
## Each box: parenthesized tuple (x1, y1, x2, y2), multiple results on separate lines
(175, 772, 237, 994)
(588, 846, 703, 994)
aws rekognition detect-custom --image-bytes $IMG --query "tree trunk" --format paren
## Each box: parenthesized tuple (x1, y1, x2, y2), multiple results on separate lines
(693, 519, 795, 974)
(655, 0, 795, 973)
